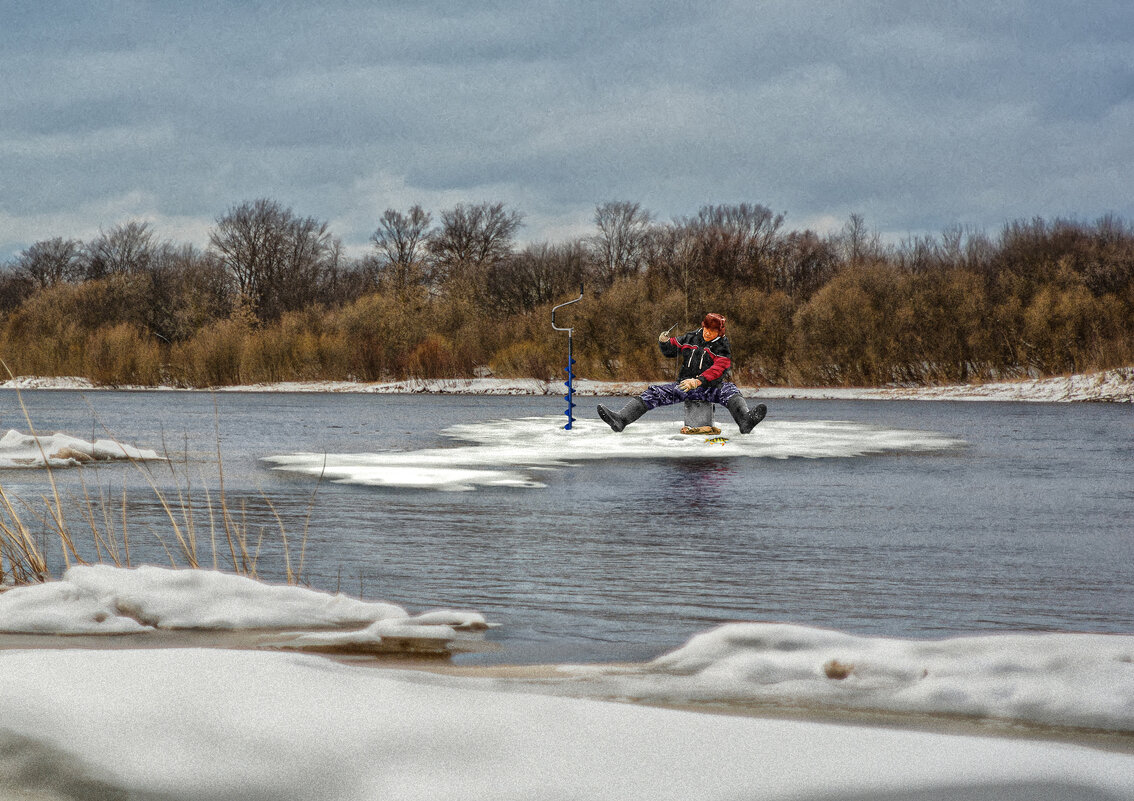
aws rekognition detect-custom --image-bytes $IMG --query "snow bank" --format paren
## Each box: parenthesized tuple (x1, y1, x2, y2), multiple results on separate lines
(888, 366, 1134, 402)
(0, 648, 1130, 801)
(0, 565, 486, 643)
(6, 366, 1130, 401)
(760, 367, 1134, 403)
(554, 623, 1134, 733)
(0, 429, 161, 468)
(253, 377, 558, 395)
(0, 376, 96, 390)
(265, 416, 963, 490)
(290, 369, 1134, 401)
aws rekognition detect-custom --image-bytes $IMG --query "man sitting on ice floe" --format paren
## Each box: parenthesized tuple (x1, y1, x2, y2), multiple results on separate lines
(596, 313, 767, 434)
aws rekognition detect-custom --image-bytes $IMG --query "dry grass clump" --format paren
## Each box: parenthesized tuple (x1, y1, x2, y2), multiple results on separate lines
(0, 438, 317, 590)
(0, 373, 317, 590)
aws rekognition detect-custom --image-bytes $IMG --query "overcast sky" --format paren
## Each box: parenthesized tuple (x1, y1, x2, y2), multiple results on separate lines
(2, 0, 1132, 260)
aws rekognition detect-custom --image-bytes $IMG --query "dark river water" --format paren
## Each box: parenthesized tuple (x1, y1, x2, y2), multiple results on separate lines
(1, 389, 1131, 664)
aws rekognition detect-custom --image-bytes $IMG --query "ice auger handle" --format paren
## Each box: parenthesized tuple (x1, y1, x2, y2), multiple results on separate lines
(551, 284, 584, 429)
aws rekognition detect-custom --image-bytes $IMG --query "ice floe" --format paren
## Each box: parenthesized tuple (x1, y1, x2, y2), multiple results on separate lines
(0, 429, 161, 468)
(0, 647, 1131, 801)
(550, 623, 1134, 733)
(264, 416, 965, 490)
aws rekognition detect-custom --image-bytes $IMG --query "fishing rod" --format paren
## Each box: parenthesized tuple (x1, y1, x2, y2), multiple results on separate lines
(551, 284, 584, 430)
(660, 321, 682, 380)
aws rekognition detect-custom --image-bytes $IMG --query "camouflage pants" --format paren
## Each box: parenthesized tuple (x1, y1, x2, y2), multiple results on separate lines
(639, 381, 741, 410)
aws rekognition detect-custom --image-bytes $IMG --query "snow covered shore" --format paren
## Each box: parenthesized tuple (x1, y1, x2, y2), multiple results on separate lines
(2, 567, 1132, 735)
(550, 623, 1134, 734)
(1, 567, 1133, 798)
(1, 647, 1132, 801)
(759, 366, 1134, 403)
(3, 366, 1132, 401)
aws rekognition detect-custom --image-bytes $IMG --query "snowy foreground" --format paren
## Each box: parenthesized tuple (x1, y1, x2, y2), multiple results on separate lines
(0, 429, 161, 468)
(2, 366, 1132, 401)
(1, 567, 1133, 799)
(2, 647, 1133, 801)
(5, 566, 1131, 735)
(265, 416, 965, 490)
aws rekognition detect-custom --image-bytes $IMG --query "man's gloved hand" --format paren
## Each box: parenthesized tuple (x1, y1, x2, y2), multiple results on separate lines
(679, 378, 702, 392)
(659, 331, 671, 342)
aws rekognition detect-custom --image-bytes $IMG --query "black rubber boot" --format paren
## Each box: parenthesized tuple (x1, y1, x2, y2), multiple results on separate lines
(726, 395, 767, 434)
(597, 398, 648, 432)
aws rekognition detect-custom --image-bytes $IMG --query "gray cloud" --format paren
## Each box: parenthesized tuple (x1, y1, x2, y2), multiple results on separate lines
(2, 0, 1133, 259)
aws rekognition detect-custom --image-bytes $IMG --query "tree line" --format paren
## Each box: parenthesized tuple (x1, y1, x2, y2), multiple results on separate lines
(0, 199, 1131, 387)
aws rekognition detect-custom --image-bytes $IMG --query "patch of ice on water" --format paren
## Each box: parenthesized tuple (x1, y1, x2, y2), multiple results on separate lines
(264, 416, 964, 491)
(264, 452, 547, 491)
(280, 611, 491, 652)
(0, 429, 161, 468)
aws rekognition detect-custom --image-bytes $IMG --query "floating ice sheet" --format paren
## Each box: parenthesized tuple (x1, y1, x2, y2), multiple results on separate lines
(264, 417, 965, 491)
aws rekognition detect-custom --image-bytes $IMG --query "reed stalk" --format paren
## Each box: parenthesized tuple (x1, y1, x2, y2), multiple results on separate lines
(0, 384, 325, 590)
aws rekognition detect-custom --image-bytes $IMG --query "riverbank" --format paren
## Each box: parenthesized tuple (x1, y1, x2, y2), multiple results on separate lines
(2, 367, 1132, 401)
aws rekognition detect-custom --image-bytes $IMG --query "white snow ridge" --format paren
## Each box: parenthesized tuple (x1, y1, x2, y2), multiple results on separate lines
(0, 565, 488, 653)
(551, 623, 1134, 733)
(264, 416, 964, 490)
(0, 429, 161, 468)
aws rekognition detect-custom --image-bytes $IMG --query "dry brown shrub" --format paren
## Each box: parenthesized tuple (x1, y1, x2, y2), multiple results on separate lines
(331, 291, 429, 379)
(726, 289, 795, 385)
(405, 334, 473, 378)
(490, 340, 557, 380)
(169, 316, 251, 386)
(85, 323, 164, 385)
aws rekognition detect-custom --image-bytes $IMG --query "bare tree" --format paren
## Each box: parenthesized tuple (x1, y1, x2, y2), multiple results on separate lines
(591, 201, 653, 284)
(209, 198, 338, 321)
(675, 203, 785, 289)
(140, 243, 234, 342)
(371, 205, 432, 292)
(14, 237, 84, 287)
(428, 202, 522, 292)
(940, 224, 964, 268)
(482, 241, 590, 315)
(692, 203, 784, 252)
(837, 213, 882, 268)
(774, 230, 838, 299)
(897, 234, 943, 273)
(649, 223, 701, 321)
(0, 271, 34, 314)
(84, 221, 157, 278)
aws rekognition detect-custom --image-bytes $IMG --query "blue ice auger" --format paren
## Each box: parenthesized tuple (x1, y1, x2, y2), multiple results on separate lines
(551, 284, 584, 429)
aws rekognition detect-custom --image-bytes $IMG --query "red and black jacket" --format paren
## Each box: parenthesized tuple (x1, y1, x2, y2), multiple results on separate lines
(660, 329, 732, 388)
